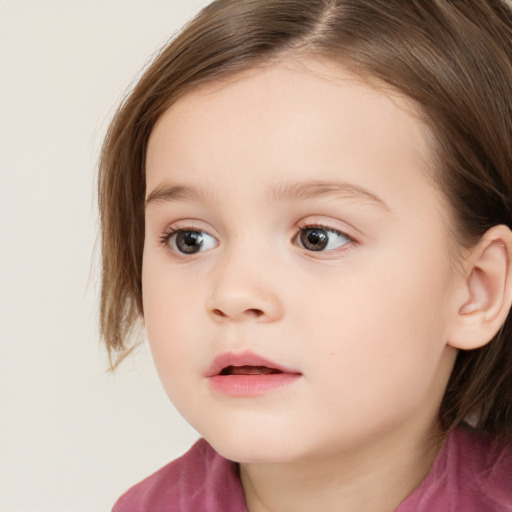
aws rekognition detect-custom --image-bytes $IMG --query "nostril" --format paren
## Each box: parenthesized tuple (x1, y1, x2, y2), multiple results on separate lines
(246, 308, 264, 317)
(210, 307, 264, 319)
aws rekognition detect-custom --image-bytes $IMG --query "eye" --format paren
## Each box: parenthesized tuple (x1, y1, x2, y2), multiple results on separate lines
(296, 226, 351, 252)
(165, 229, 217, 255)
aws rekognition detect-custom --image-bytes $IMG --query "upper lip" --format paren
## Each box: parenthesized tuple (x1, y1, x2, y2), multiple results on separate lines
(206, 350, 301, 377)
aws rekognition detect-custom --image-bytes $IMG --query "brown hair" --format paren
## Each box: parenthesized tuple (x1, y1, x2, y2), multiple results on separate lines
(98, 0, 512, 442)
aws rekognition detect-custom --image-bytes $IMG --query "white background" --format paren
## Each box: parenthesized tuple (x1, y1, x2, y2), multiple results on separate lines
(0, 1, 210, 511)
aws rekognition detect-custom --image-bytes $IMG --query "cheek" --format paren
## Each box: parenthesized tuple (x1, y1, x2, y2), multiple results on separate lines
(288, 258, 455, 449)
(141, 253, 203, 379)
(296, 242, 454, 394)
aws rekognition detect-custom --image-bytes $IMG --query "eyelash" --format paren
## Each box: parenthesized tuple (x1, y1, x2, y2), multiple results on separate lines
(159, 226, 191, 246)
(158, 224, 355, 256)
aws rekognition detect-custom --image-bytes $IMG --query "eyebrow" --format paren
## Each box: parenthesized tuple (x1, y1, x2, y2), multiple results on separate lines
(145, 183, 211, 208)
(145, 179, 391, 212)
(270, 180, 391, 212)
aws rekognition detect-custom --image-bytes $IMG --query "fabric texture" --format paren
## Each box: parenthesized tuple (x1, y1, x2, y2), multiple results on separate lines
(112, 428, 512, 512)
(396, 428, 512, 512)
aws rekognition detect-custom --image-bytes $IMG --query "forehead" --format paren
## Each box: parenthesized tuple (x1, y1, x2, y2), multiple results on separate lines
(146, 60, 441, 217)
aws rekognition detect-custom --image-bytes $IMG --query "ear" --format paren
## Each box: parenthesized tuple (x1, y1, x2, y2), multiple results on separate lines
(448, 224, 512, 350)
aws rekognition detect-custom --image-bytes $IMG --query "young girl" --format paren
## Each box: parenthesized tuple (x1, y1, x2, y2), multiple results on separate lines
(99, 1, 512, 510)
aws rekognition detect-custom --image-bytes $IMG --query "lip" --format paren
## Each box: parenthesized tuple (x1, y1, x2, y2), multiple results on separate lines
(206, 350, 302, 397)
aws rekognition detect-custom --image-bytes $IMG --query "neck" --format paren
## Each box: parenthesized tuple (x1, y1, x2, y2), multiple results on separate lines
(239, 421, 445, 512)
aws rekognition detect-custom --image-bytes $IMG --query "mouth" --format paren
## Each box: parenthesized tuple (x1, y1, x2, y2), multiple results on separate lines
(219, 365, 283, 376)
(207, 351, 302, 397)
(206, 350, 299, 377)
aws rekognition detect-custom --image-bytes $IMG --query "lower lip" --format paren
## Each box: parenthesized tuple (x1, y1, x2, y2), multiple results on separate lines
(208, 373, 301, 397)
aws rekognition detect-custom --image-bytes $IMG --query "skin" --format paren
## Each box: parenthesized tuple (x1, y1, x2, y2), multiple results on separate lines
(142, 60, 474, 511)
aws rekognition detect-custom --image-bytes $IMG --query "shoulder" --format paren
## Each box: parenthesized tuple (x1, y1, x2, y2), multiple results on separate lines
(450, 427, 512, 507)
(398, 427, 512, 512)
(111, 439, 247, 512)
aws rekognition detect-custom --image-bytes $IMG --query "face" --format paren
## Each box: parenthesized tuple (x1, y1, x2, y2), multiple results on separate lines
(142, 61, 460, 464)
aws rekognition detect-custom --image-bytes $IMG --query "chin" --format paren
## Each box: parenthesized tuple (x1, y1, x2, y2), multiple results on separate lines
(210, 439, 300, 464)
(199, 424, 306, 464)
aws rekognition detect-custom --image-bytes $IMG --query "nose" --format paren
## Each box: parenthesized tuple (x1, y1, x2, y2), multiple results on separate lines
(207, 294, 282, 323)
(205, 257, 284, 323)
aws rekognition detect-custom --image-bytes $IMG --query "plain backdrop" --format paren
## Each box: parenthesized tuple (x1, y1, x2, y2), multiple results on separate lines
(0, 1, 211, 511)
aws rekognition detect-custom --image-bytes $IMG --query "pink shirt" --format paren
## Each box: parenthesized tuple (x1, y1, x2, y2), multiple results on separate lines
(112, 428, 512, 511)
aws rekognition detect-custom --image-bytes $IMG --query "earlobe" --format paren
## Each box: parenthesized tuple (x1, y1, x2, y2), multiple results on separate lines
(448, 225, 512, 351)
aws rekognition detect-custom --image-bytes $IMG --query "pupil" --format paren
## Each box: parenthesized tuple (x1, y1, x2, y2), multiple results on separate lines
(177, 231, 202, 254)
(302, 228, 328, 251)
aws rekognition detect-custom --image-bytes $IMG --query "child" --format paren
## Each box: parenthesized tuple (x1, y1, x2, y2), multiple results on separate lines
(98, 1, 512, 510)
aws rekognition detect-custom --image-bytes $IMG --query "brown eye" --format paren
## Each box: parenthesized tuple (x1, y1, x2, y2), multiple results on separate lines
(169, 230, 217, 254)
(297, 227, 350, 252)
